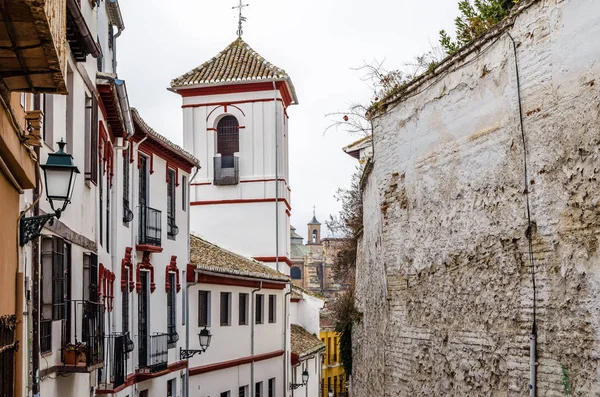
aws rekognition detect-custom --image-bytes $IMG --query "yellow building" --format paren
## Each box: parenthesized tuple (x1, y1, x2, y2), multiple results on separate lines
(320, 325, 347, 397)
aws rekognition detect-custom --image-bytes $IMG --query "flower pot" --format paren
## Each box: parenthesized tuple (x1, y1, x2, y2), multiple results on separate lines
(78, 351, 86, 363)
(64, 350, 77, 365)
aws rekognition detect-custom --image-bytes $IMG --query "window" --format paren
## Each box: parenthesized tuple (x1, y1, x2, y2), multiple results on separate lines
(239, 386, 248, 397)
(239, 293, 248, 325)
(41, 236, 70, 321)
(334, 376, 338, 397)
(139, 391, 148, 397)
(66, 69, 74, 154)
(217, 116, 239, 158)
(123, 148, 133, 224)
(167, 168, 178, 238)
(167, 379, 176, 397)
(220, 292, 231, 326)
(138, 272, 150, 367)
(198, 291, 210, 327)
(41, 94, 53, 145)
(106, 168, 110, 252)
(84, 93, 99, 183)
(122, 267, 130, 336)
(139, 155, 149, 208)
(254, 382, 262, 397)
(312, 230, 317, 243)
(333, 336, 337, 362)
(167, 273, 178, 347)
(255, 294, 264, 324)
(291, 267, 302, 280)
(268, 378, 275, 397)
(99, 147, 104, 247)
(220, 392, 231, 397)
(268, 295, 276, 323)
(182, 175, 187, 211)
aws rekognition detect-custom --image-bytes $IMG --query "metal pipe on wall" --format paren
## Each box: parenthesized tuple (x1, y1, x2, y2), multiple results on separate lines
(251, 281, 263, 395)
(273, 81, 280, 274)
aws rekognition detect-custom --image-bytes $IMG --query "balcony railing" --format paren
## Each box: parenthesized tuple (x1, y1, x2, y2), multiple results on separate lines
(57, 300, 104, 370)
(138, 206, 161, 247)
(214, 156, 239, 185)
(138, 333, 168, 374)
(123, 198, 134, 223)
(0, 0, 68, 93)
(0, 323, 16, 397)
(98, 333, 128, 390)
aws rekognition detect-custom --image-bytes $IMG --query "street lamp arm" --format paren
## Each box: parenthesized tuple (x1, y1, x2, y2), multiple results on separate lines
(180, 348, 206, 360)
(20, 212, 57, 246)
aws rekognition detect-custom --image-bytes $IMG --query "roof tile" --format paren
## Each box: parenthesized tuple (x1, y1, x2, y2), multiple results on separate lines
(291, 324, 325, 358)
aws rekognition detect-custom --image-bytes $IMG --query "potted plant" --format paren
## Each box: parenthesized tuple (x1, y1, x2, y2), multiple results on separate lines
(63, 342, 86, 365)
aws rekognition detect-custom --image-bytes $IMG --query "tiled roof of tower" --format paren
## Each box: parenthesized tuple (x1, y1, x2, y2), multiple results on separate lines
(190, 234, 290, 282)
(169, 37, 298, 104)
(291, 324, 325, 359)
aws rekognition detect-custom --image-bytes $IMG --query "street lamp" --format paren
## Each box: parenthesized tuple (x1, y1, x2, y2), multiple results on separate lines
(20, 139, 80, 246)
(180, 326, 212, 359)
(289, 369, 309, 390)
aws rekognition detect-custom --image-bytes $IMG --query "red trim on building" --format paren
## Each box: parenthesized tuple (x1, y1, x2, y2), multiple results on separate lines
(291, 352, 300, 366)
(286, 209, 291, 217)
(190, 182, 212, 186)
(189, 350, 285, 376)
(186, 263, 196, 283)
(121, 247, 135, 292)
(137, 148, 154, 174)
(182, 97, 286, 110)
(190, 198, 291, 212)
(176, 82, 293, 106)
(136, 251, 156, 293)
(206, 104, 246, 121)
(135, 244, 163, 253)
(253, 256, 294, 268)
(291, 298, 301, 303)
(165, 256, 181, 293)
(195, 273, 286, 290)
(96, 361, 188, 395)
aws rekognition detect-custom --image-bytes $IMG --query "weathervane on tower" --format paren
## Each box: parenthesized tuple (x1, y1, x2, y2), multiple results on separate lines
(232, 0, 249, 37)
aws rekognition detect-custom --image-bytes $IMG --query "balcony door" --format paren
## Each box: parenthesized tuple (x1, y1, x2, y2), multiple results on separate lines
(139, 155, 149, 208)
(138, 271, 150, 367)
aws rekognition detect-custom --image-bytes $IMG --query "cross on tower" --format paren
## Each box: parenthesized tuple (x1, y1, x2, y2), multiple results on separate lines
(313, 205, 316, 216)
(232, 0, 249, 37)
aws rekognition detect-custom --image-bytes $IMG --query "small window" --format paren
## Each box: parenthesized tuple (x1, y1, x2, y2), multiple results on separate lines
(333, 336, 338, 362)
(198, 291, 210, 327)
(254, 382, 262, 397)
(291, 267, 302, 280)
(268, 378, 275, 397)
(167, 379, 176, 397)
(255, 294, 264, 325)
(239, 293, 248, 325)
(140, 391, 148, 397)
(217, 116, 239, 157)
(167, 273, 178, 347)
(220, 392, 231, 397)
(167, 169, 178, 239)
(268, 295, 276, 323)
(220, 292, 231, 326)
(239, 386, 248, 397)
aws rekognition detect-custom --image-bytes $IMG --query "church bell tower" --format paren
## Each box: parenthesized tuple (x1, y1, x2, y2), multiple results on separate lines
(170, 37, 298, 275)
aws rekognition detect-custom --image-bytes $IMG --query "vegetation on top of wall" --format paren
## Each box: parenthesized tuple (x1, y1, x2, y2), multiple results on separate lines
(440, 0, 517, 54)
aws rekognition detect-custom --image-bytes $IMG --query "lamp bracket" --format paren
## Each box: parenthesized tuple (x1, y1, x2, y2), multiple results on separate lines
(180, 348, 206, 360)
(20, 213, 56, 246)
(289, 382, 306, 390)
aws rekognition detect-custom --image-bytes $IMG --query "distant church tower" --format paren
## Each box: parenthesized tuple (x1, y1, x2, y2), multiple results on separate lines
(170, 38, 298, 274)
(307, 210, 321, 245)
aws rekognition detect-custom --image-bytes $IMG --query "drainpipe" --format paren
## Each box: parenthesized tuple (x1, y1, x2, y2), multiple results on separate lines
(272, 82, 280, 273)
(31, 147, 41, 397)
(251, 281, 263, 392)
(283, 284, 291, 397)
(184, 270, 199, 397)
(112, 26, 123, 73)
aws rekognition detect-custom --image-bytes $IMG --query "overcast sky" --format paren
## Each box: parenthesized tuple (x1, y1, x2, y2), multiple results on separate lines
(117, 0, 459, 241)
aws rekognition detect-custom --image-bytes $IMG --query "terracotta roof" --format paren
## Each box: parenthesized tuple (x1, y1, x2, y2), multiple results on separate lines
(291, 324, 325, 358)
(170, 37, 298, 104)
(190, 234, 290, 282)
(131, 108, 200, 169)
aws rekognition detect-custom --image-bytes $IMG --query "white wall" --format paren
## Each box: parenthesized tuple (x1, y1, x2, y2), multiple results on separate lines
(291, 293, 324, 336)
(291, 354, 322, 397)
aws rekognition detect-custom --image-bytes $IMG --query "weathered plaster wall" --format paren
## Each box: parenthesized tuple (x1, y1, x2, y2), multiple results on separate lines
(354, 0, 600, 395)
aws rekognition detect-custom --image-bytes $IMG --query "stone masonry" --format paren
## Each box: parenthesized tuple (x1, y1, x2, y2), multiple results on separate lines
(353, 1, 600, 396)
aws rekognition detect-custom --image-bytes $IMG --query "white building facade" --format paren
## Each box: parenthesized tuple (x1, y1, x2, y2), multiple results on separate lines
(18, 3, 201, 396)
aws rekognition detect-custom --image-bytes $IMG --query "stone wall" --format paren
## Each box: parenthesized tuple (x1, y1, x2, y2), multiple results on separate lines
(353, 0, 600, 395)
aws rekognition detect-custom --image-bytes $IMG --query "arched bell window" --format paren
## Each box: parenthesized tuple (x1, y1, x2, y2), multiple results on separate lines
(217, 116, 239, 168)
(312, 229, 318, 244)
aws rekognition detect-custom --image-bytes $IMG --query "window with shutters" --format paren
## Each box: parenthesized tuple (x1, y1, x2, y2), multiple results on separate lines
(99, 149, 104, 247)
(239, 386, 248, 397)
(255, 294, 264, 325)
(167, 169, 178, 239)
(220, 392, 231, 397)
(239, 293, 248, 325)
(123, 148, 133, 224)
(84, 94, 98, 183)
(220, 292, 231, 326)
(254, 382, 262, 397)
(167, 273, 178, 347)
(182, 175, 187, 211)
(198, 291, 210, 327)
(268, 379, 275, 397)
(41, 236, 70, 321)
(268, 295, 276, 323)
(122, 267, 130, 334)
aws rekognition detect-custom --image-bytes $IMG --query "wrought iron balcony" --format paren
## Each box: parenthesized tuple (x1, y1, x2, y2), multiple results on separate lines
(123, 198, 134, 223)
(0, 0, 68, 93)
(214, 156, 239, 185)
(138, 333, 168, 374)
(98, 333, 129, 390)
(138, 206, 161, 247)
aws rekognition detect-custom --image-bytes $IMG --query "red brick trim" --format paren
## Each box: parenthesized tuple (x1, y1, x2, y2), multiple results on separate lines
(96, 361, 187, 394)
(253, 256, 294, 268)
(176, 82, 293, 107)
(121, 247, 135, 292)
(189, 350, 284, 376)
(165, 255, 181, 293)
(195, 272, 287, 290)
(136, 244, 164, 253)
(190, 198, 291, 212)
(136, 252, 156, 293)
